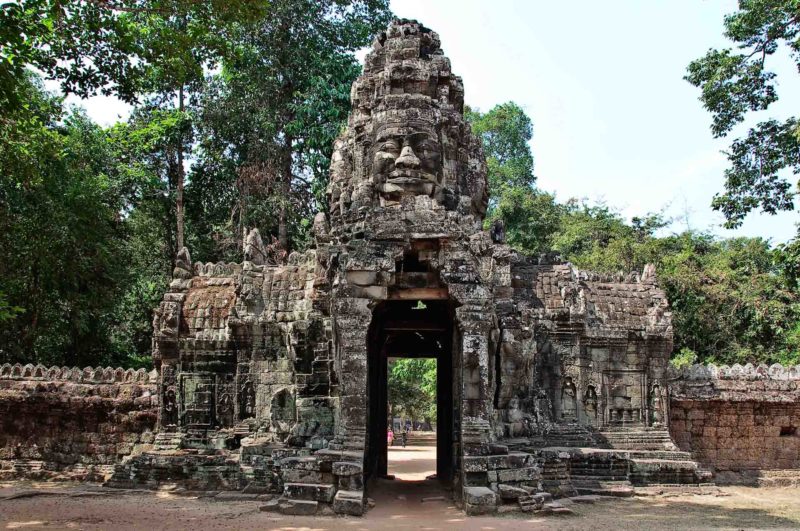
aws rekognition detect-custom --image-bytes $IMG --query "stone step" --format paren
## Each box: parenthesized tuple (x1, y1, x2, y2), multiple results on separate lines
(629, 459, 703, 485)
(518, 491, 553, 512)
(570, 478, 635, 497)
(153, 432, 185, 451)
(625, 450, 693, 460)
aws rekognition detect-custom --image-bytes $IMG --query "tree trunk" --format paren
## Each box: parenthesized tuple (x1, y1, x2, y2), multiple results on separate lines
(176, 85, 186, 251)
(278, 133, 292, 251)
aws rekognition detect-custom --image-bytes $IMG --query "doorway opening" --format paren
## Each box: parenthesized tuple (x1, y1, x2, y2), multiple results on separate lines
(387, 356, 437, 480)
(366, 299, 455, 487)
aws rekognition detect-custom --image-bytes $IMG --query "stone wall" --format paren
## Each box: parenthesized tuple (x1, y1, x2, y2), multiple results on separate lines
(0, 363, 158, 480)
(669, 363, 800, 475)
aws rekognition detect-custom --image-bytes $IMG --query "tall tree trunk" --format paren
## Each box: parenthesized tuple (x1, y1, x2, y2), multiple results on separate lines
(278, 133, 292, 251)
(176, 85, 186, 251)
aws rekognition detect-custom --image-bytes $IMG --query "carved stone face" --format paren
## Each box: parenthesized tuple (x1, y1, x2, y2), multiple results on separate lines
(373, 120, 442, 203)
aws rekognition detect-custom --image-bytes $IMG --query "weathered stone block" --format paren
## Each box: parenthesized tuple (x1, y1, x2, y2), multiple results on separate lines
(283, 482, 335, 503)
(333, 489, 364, 516)
(332, 461, 362, 476)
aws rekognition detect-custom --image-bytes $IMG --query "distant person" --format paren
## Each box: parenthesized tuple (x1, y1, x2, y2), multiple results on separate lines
(401, 431, 407, 448)
(387, 428, 394, 446)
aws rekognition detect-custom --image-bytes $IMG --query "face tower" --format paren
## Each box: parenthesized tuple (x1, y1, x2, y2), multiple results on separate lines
(134, 18, 688, 517)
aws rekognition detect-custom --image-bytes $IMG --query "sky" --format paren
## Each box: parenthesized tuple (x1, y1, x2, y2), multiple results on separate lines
(60, 0, 800, 244)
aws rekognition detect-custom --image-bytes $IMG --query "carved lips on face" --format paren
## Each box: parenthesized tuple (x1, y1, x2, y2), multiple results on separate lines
(374, 131, 442, 201)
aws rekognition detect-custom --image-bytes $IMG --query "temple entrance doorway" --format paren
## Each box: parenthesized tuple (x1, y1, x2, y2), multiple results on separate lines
(366, 299, 455, 491)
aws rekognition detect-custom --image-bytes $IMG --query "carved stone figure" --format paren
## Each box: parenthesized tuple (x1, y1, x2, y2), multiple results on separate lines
(162, 388, 178, 427)
(490, 219, 505, 244)
(156, 302, 180, 338)
(650, 384, 664, 426)
(172, 247, 193, 279)
(217, 392, 234, 428)
(239, 381, 255, 420)
(561, 377, 578, 421)
(584, 385, 598, 425)
(244, 228, 267, 265)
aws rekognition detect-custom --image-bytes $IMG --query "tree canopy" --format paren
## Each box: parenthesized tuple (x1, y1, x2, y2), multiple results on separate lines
(467, 102, 800, 367)
(0, 0, 391, 367)
(0, 2, 797, 370)
(685, 0, 800, 228)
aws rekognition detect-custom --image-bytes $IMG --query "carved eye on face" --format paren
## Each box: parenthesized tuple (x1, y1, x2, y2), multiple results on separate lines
(414, 139, 442, 172)
(376, 139, 401, 156)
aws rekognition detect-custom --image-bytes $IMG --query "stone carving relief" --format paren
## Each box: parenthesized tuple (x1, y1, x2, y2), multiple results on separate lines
(561, 377, 578, 421)
(584, 385, 599, 426)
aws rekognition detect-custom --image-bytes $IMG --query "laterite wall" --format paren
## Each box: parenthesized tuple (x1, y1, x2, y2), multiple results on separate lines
(0, 364, 158, 480)
(669, 364, 800, 473)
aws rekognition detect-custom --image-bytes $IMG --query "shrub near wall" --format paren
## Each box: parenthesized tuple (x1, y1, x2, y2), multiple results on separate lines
(0, 364, 158, 480)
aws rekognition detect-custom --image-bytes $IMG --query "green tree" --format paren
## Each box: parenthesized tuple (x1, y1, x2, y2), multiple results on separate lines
(2, 1, 267, 251)
(466, 102, 553, 253)
(466, 102, 535, 199)
(685, 0, 800, 227)
(190, 0, 392, 255)
(0, 76, 135, 366)
(388, 358, 437, 427)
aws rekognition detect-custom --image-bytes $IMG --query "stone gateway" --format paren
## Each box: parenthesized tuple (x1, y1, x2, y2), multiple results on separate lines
(112, 19, 701, 515)
(3, 19, 798, 516)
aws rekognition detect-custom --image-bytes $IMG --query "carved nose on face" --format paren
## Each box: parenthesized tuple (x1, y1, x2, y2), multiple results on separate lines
(394, 145, 421, 170)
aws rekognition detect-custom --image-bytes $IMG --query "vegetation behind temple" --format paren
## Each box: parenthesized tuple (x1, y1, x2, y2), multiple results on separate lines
(0, 1, 798, 369)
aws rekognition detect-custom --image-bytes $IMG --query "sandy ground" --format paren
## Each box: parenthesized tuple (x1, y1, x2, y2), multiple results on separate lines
(387, 444, 436, 481)
(2, 446, 800, 530)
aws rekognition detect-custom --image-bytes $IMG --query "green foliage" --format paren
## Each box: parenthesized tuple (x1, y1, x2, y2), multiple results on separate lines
(388, 358, 437, 424)
(0, 2, 393, 368)
(189, 0, 391, 255)
(670, 348, 698, 369)
(0, 291, 23, 323)
(466, 102, 547, 253)
(0, 76, 144, 366)
(467, 102, 535, 193)
(686, 0, 800, 227)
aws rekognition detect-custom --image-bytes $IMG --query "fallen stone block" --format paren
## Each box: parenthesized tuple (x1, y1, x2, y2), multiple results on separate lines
(464, 486, 497, 515)
(333, 489, 364, 516)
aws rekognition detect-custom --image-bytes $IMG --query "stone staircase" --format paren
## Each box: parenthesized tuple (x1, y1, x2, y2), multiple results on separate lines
(397, 431, 436, 447)
(540, 455, 577, 497)
(597, 428, 678, 451)
(153, 431, 185, 451)
(533, 425, 713, 495)
(542, 423, 603, 448)
(260, 449, 365, 516)
(567, 451, 634, 497)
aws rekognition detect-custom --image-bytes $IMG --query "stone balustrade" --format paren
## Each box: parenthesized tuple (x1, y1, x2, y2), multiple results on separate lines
(0, 363, 158, 384)
(669, 362, 800, 381)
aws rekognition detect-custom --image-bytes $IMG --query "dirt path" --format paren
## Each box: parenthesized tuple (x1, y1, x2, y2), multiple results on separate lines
(2, 445, 799, 530)
(387, 444, 436, 481)
(2, 481, 800, 530)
